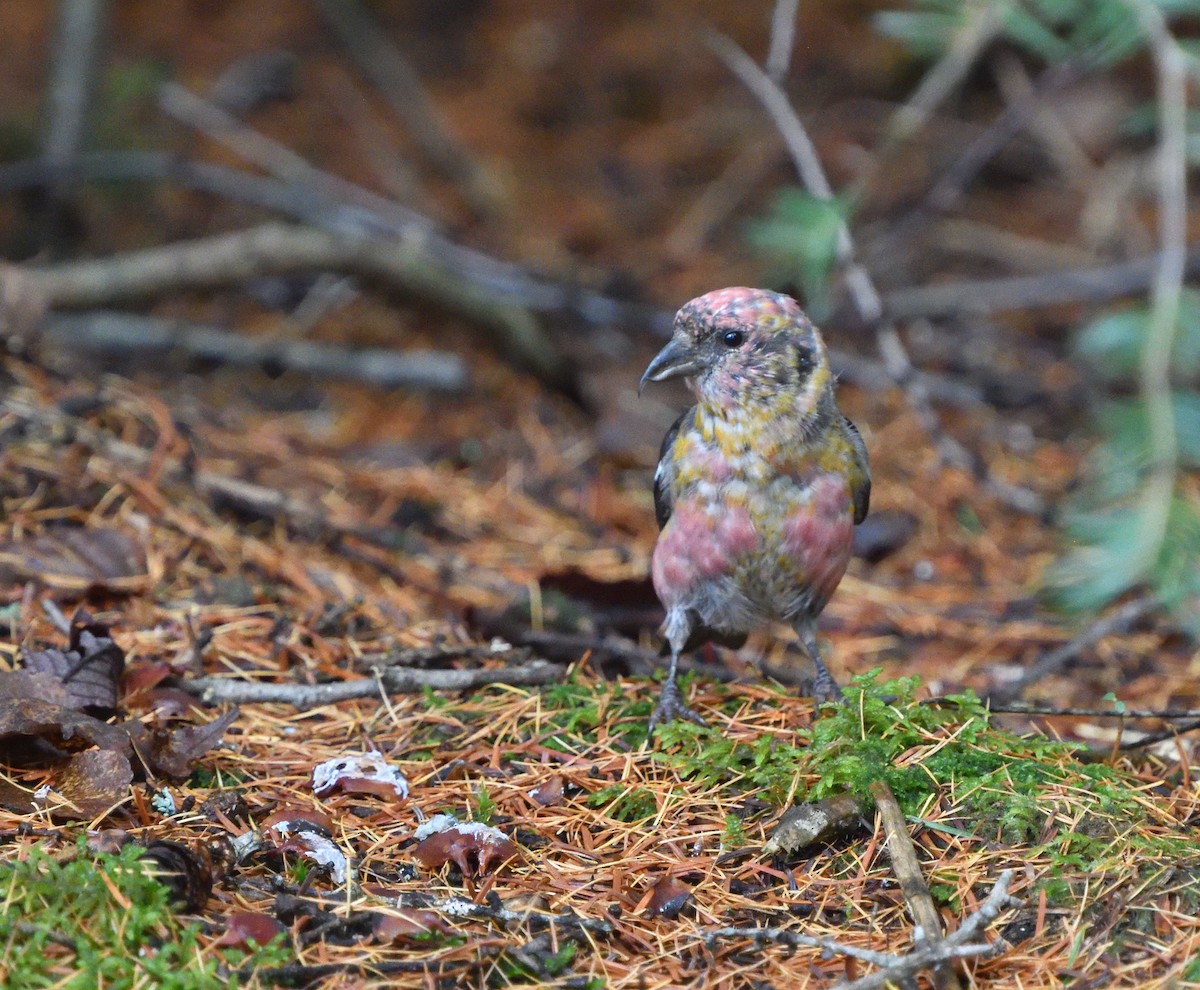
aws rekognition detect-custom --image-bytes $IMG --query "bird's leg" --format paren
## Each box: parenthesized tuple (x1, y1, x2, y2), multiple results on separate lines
(797, 625, 843, 703)
(648, 649, 707, 733)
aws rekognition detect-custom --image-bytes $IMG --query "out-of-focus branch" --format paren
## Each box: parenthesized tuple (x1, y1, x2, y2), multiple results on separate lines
(19, 222, 569, 386)
(706, 29, 882, 324)
(765, 0, 801, 82)
(41, 311, 467, 392)
(0, 150, 641, 332)
(1125, 0, 1187, 579)
(311, 0, 507, 221)
(158, 81, 432, 237)
(41, 0, 111, 246)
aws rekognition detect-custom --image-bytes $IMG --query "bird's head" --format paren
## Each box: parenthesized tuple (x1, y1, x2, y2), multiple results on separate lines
(640, 288, 834, 416)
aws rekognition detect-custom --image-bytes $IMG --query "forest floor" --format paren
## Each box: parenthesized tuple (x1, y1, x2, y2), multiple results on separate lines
(1, 1, 1199, 988)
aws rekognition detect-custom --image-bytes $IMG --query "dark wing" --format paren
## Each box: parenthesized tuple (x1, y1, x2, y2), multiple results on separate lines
(842, 415, 871, 525)
(653, 408, 691, 530)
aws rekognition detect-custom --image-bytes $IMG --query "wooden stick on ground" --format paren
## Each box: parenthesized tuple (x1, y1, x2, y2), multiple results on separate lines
(182, 658, 563, 708)
(704, 869, 1019, 990)
(869, 778, 964, 990)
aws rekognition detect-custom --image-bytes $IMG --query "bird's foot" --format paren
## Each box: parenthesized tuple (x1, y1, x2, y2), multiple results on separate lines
(806, 667, 844, 705)
(811, 664, 843, 705)
(648, 677, 707, 734)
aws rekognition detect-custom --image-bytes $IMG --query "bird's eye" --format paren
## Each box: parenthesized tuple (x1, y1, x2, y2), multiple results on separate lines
(721, 330, 746, 348)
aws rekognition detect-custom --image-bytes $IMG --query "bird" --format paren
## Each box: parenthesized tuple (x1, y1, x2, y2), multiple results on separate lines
(640, 287, 870, 731)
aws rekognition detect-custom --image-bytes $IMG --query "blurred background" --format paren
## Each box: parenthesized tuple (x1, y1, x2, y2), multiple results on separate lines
(1, 0, 1197, 708)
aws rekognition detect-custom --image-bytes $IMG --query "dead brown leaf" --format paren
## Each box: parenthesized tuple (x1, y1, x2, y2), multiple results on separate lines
(215, 911, 285, 949)
(126, 708, 240, 780)
(0, 670, 70, 707)
(22, 608, 125, 713)
(53, 748, 133, 819)
(372, 909, 451, 944)
(0, 526, 148, 593)
(0, 694, 131, 759)
(262, 805, 335, 835)
(641, 875, 692, 919)
(529, 773, 565, 806)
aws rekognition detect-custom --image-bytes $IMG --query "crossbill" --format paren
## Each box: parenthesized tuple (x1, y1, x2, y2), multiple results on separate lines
(640, 287, 870, 730)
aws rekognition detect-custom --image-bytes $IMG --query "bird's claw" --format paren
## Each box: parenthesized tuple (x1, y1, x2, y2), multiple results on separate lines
(812, 664, 843, 705)
(648, 678, 707, 734)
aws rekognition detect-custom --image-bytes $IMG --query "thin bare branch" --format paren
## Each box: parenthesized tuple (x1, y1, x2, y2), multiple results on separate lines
(158, 81, 431, 237)
(884, 247, 1200, 318)
(987, 595, 1158, 705)
(705, 871, 1019, 990)
(765, 0, 802, 82)
(705, 29, 882, 324)
(182, 658, 563, 707)
(880, 0, 1004, 151)
(875, 59, 1085, 260)
(312, 0, 507, 220)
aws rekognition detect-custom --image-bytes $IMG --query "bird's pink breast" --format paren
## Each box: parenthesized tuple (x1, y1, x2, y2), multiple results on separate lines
(780, 476, 854, 609)
(652, 471, 853, 620)
(652, 501, 758, 605)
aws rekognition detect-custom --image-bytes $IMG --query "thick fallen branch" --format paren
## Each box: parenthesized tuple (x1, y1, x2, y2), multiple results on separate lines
(883, 248, 1200, 319)
(0, 151, 640, 330)
(181, 658, 563, 707)
(704, 870, 1019, 990)
(42, 311, 467, 391)
(21, 222, 568, 386)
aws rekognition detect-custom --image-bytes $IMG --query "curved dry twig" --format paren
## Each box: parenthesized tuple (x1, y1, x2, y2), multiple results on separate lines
(704, 870, 1020, 990)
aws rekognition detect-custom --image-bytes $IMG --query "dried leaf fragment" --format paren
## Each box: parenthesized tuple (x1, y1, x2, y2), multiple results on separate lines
(127, 708, 240, 780)
(0, 694, 131, 758)
(0, 526, 148, 592)
(529, 774, 565, 806)
(262, 806, 335, 835)
(642, 875, 692, 919)
(215, 911, 286, 950)
(0, 670, 70, 707)
(372, 908, 451, 943)
(22, 607, 125, 713)
(51, 748, 133, 819)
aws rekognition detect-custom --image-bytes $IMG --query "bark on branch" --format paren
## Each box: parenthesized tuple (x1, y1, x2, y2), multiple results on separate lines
(21, 222, 569, 386)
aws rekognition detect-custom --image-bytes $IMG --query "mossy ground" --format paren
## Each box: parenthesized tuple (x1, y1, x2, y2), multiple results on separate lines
(0, 841, 289, 989)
